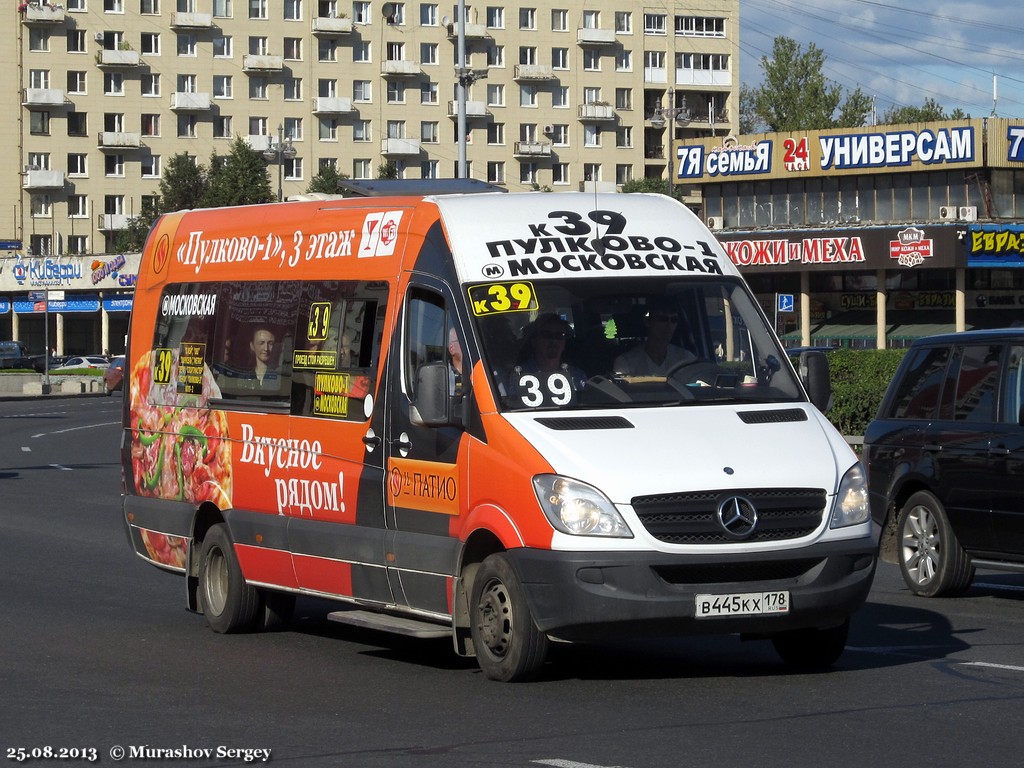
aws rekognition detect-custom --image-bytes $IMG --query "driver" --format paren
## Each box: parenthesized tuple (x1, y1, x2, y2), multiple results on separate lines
(613, 299, 696, 376)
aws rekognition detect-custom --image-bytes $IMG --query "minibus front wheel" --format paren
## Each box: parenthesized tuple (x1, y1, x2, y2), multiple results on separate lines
(470, 553, 549, 682)
(197, 523, 260, 633)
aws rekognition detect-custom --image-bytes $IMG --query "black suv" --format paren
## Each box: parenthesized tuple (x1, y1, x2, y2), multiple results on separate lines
(864, 329, 1024, 597)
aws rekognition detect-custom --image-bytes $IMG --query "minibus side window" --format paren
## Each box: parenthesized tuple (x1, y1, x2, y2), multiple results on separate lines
(405, 289, 448, 400)
(290, 281, 388, 420)
(149, 282, 224, 406)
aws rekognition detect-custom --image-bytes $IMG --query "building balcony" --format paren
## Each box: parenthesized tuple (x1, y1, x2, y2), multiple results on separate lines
(514, 64, 556, 81)
(97, 49, 143, 67)
(246, 135, 273, 152)
(22, 4, 66, 23)
(170, 11, 213, 28)
(381, 60, 421, 77)
(513, 141, 552, 158)
(381, 138, 421, 156)
(97, 131, 143, 149)
(23, 169, 66, 190)
(22, 88, 68, 108)
(576, 27, 616, 45)
(170, 92, 212, 111)
(578, 102, 615, 121)
(445, 21, 487, 39)
(242, 54, 284, 73)
(97, 213, 129, 231)
(447, 100, 488, 118)
(312, 16, 353, 34)
(313, 96, 355, 114)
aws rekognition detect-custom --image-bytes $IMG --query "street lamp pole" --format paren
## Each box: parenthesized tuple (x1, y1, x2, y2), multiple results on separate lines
(262, 123, 296, 201)
(649, 87, 686, 199)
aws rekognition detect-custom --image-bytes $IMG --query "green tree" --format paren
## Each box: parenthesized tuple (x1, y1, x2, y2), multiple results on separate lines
(882, 97, 969, 125)
(158, 152, 208, 214)
(377, 161, 399, 179)
(307, 164, 350, 195)
(746, 37, 871, 132)
(203, 136, 274, 207)
(620, 177, 674, 197)
(111, 195, 161, 253)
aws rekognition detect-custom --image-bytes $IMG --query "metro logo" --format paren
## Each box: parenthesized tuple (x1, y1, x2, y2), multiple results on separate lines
(358, 211, 404, 258)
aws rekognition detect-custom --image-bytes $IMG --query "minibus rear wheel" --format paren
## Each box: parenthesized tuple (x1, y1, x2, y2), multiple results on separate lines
(470, 553, 549, 682)
(198, 523, 259, 633)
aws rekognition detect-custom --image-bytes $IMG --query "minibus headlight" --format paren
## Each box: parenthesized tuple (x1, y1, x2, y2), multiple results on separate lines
(533, 475, 633, 538)
(830, 463, 871, 529)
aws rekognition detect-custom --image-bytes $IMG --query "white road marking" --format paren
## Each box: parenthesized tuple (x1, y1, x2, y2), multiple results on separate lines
(533, 761, 631, 768)
(49, 464, 73, 471)
(21, 446, 30, 452)
(32, 420, 120, 439)
(961, 662, 1024, 673)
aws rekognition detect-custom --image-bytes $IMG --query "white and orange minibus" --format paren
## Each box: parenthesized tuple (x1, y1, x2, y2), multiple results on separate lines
(122, 191, 876, 681)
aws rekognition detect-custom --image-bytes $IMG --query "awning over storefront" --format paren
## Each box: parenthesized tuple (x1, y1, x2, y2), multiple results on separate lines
(887, 323, 967, 341)
(811, 324, 884, 343)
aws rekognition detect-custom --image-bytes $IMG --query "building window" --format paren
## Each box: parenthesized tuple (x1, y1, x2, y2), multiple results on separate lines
(615, 88, 632, 110)
(583, 49, 601, 71)
(584, 124, 601, 147)
(384, 1, 403, 24)
(248, 116, 268, 135)
(104, 0, 124, 10)
(616, 126, 632, 147)
(352, 1, 370, 24)
(142, 154, 161, 177)
(30, 235, 53, 256)
(616, 164, 633, 184)
(487, 161, 505, 183)
(486, 43, 504, 68)
(177, 113, 197, 137)
(68, 235, 89, 255)
(551, 47, 568, 69)
(420, 81, 438, 104)
(519, 162, 537, 184)
(582, 9, 599, 28)
(29, 29, 50, 52)
(103, 72, 125, 95)
(551, 124, 568, 145)
(67, 112, 87, 136)
(213, 0, 232, 16)
(141, 0, 159, 13)
(552, 86, 568, 108)
(213, 75, 233, 98)
(31, 111, 51, 135)
(583, 163, 601, 182)
(141, 32, 160, 55)
(353, 80, 371, 102)
(421, 159, 438, 178)
(284, 38, 302, 59)
(249, 0, 267, 19)
(67, 71, 87, 94)
(551, 8, 567, 31)
(518, 7, 535, 30)
(66, 0, 87, 10)
(249, 36, 269, 55)
(67, 30, 87, 53)
(552, 162, 569, 185)
(420, 3, 436, 25)
(141, 74, 161, 96)
(616, 49, 632, 72)
(420, 121, 438, 143)
(284, 157, 301, 181)
(105, 154, 125, 177)
(386, 81, 406, 103)
(675, 15, 725, 37)
(249, 77, 268, 99)
(519, 46, 536, 65)
(177, 32, 197, 56)
(353, 158, 371, 178)
(284, 117, 302, 140)
(486, 6, 503, 28)
(285, 77, 302, 100)
(213, 35, 232, 57)
(319, 117, 338, 140)
(318, 38, 339, 61)
(519, 84, 537, 107)
(486, 83, 504, 106)
(644, 13, 666, 35)
(214, 115, 232, 137)
(353, 119, 371, 141)
(284, 0, 301, 20)
(353, 40, 371, 62)
(67, 154, 88, 176)
(421, 42, 438, 65)
(487, 122, 504, 144)
(141, 114, 160, 136)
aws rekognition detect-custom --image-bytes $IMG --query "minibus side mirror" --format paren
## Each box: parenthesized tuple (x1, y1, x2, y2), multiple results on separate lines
(799, 351, 834, 413)
(410, 361, 462, 427)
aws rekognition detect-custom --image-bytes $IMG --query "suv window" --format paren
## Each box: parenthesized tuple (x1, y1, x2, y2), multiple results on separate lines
(946, 345, 1000, 422)
(1002, 345, 1024, 424)
(887, 346, 949, 419)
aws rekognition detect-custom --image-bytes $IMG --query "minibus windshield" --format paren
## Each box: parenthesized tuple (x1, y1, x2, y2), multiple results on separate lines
(470, 276, 804, 412)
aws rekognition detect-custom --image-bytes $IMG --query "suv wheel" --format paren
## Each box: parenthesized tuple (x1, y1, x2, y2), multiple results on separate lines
(897, 490, 974, 597)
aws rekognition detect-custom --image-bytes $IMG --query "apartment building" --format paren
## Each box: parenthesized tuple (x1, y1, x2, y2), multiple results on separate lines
(3, 0, 738, 351)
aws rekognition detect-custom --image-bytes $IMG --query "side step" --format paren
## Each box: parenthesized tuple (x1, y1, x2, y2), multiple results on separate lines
(327, 609, 451, 639)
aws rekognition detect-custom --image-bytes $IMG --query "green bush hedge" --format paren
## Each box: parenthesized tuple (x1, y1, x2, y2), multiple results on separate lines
(824, 348, 907, 437)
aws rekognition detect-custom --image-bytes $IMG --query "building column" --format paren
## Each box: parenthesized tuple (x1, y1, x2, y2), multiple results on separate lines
(56, 313, 65, 355)
(956, 268, 966, 331)
(800, 271, 811, 346)
(12, 308, 20, 342)
(876, 268, 887, 350)
(101, 302, 111, 356)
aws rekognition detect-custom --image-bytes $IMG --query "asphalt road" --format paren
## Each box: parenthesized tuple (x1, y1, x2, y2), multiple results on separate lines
(2, 394, 1023, 768)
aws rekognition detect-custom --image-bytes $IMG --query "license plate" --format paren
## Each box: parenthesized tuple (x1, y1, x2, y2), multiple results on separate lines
(695, 590, 790, 618)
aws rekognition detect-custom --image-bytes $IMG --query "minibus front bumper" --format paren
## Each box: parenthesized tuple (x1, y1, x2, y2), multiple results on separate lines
(505, 538, 877, 641)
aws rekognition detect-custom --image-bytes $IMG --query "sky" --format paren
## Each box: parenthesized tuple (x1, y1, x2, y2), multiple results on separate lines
(739, 0, 1024, 120)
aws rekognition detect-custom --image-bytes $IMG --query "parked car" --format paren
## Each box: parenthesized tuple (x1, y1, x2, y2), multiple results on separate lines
(0, 340, 33, 370)
(103, 356, 125, 394)
(51, 355, 111, 372)
(30, 354, 69, 373)
(864, 329, 1024, 597)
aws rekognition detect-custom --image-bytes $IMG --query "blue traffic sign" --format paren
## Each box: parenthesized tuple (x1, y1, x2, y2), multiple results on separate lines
(777, 294, 795, 313)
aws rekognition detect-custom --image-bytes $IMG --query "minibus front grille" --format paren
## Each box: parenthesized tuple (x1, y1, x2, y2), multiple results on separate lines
(653, 559, 823, 585)
(631, 488, 827, 544)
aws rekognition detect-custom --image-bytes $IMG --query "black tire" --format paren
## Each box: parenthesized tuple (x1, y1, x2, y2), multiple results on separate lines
(197, 524, 260, 633)
(897, 490, 974, 597)
(469, 553, 549, 682)
(772, 619, 849, 669)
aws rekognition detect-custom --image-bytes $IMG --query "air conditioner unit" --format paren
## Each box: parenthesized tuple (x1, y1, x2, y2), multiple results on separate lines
(542, 124, 555, 135)
(94, 31, 105, 42)
(938, 206, 956, 221)
(959, 206, 978, 221)
(706, 216, 723, 230)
